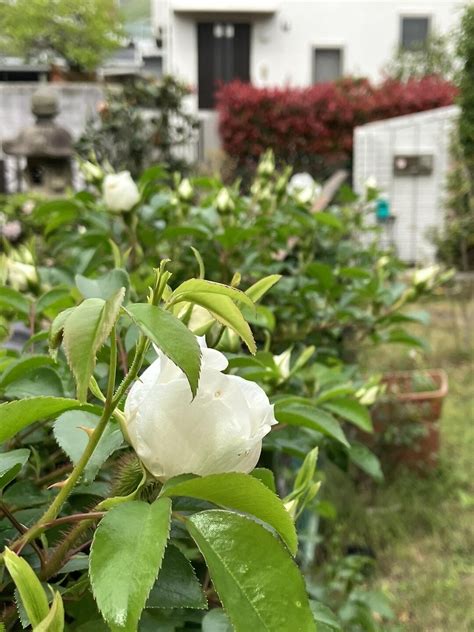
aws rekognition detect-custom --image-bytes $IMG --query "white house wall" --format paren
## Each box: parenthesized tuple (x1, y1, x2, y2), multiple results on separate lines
(155, 0, 463, 101)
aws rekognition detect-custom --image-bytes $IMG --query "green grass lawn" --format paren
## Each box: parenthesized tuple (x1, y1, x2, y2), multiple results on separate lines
(326, 294, 474, 631)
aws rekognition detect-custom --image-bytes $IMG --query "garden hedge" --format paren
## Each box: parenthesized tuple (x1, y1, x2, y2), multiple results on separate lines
(216, 77, 457, 175)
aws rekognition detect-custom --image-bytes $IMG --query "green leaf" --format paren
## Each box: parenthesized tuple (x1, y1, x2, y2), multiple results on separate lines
(290, 346, 316, 376)
(63, 289, 125, 402)
(161, 472, 297, 554)
(170, 279, 255, 310)
(315, 385, 354, 404)
(36, 288, 74, 316)
(305, 263, 335, 290)
(382, 329, 427, 349)
(313, 212, 343, 229)
(183, 293, 256, 355)
(169, 280, 256, 354)
(323, 398, 373, 432)
(4, 368, 64, 399)
(90, 499, 171, 632)
(126, 304, 201, 398)
(275, 404, 349, 447)
(0, 397, 96, 443)
(34, 591, 64, 632)
(0, 356, 56, 390)
(187, 510, 315, 631)
(250, 468, 276, 493)
(76, 269, 130, 302)
(49, 307, 75, 355)
(244, 275, 281, 303)
(309, 601, 341, 630)
(0, 449, 30, 491)
(54, 411, 123, 484)
(347, 444, 383, 482)
(284, 448, 320, 519)
(202, 609, 233, 632)
(3, 548, 49, 628)
(146, 545, 206, 610)
(0, 286, 30, 315)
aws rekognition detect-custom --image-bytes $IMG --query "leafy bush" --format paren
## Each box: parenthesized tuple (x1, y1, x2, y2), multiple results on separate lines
(432, 133, 474, 270)
(216, 77, 457, 177)
(0, 156, 448, 630)
(457, 3, 474, 181)
(76, 76, 199, 177)
(432, 5, 474, 270)
(384, 31, 457, 82)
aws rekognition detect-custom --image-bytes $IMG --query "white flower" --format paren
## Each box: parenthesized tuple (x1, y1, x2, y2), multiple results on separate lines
(287, 172, 321, 204)
(0, 256, 37, 291)
(257, 151, 275, 176)
(365, 176, 377, 189)
(81, 160, 104, 183)
(177, 178, 193, 201)
(413, 265, 440, 288)
(103, 171, 140, 212)
(274, 348, 292, 380)
(124, 337, 277, 480)
(1, 220, 22, 241)
(215, 187, 234, 213)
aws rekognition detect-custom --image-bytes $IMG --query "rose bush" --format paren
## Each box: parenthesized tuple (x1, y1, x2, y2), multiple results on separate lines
(0, 153, 447, 631)
(0, 264, 323, 631)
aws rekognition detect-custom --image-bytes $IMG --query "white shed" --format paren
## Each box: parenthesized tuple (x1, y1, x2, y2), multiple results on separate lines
(353, 105, 460, 264)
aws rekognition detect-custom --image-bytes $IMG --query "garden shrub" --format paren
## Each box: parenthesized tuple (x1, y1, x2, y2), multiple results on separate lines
(0, 156, 448, 630)
(76, 75, 199, 177)
(457, 3, 474, 182)
(432, 4, 474, 271)
(216, 77, 457, 178)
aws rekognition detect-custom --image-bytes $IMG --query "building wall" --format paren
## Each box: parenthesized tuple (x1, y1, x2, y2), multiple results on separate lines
(353, 105, 459, 263)
(155, 0, 463, 109)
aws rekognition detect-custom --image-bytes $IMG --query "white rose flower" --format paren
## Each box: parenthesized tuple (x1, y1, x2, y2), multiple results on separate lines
(124, 337, 277, 480)
(103, 171, 140, 212)
(287, 172, 320, 204)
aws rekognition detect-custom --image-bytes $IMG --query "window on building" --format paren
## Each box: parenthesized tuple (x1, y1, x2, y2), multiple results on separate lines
(401, 17, 430, 50)
(313, 48, 342, 84)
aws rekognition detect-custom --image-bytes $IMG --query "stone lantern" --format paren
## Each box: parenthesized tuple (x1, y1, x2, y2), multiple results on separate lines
(2, 86, 73, 196)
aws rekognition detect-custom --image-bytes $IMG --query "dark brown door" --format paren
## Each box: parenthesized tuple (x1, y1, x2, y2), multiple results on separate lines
(197, 22, 250, 109)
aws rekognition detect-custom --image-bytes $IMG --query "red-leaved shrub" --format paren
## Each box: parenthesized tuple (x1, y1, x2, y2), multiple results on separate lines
(216, 77, 457, 176)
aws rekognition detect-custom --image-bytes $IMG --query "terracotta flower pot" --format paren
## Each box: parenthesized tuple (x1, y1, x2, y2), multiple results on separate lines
(369, 369, 448, 471)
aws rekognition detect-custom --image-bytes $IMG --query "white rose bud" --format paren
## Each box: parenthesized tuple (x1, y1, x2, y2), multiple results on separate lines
(177, 178, 193, 201)
(103, 171, 140, 212)
(124, 338, 277, 480)
(365, 176, 377, 189)
(274, 348, 292, 381)
(257, 151, 275, 176)
(413, 265, 440, 288)
(81, 160, 104, 183)
(1, 257, 37, 291)
(215, 187, 235, 213)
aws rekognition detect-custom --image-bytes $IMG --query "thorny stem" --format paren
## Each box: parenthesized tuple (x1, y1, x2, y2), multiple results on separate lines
(8, 325, 148, 555)
(39, 519, 95, 581)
